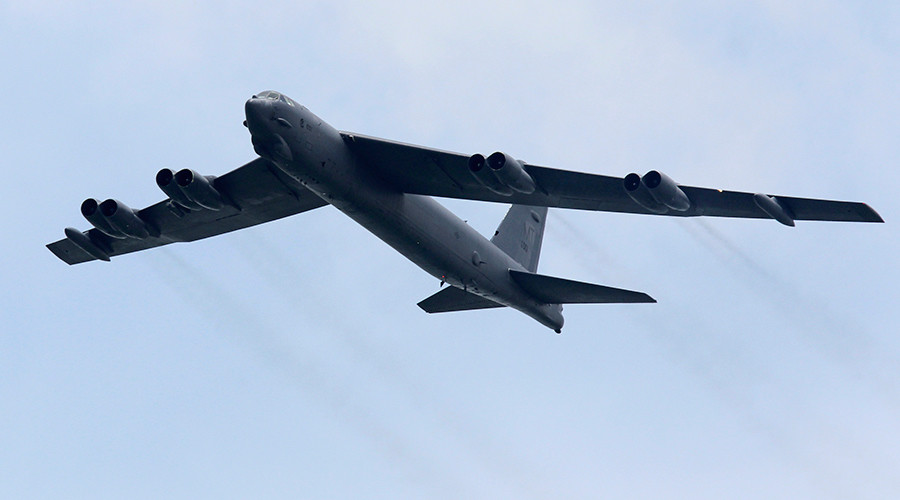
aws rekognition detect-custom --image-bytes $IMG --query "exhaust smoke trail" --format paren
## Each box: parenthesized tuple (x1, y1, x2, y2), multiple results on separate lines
(231, 232, 556, 500)
(683, 219, 900, 406)
(143, 248, 473, 499)
(619, 311, 866, 499)
(545, 211, 634, 283)
(549, 212, 889, 496)
(676, 219, 900, 493)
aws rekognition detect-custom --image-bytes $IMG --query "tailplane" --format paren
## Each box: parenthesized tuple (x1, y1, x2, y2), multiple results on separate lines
(509, 269, 655, 304)
(418, 286, 504, 313)
(491, 205, 547, 272)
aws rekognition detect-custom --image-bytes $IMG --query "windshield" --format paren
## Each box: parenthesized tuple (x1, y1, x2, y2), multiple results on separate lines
(256, 90, 281, 100)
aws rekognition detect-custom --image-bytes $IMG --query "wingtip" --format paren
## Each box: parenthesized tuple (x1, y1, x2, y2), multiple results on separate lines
(868, 205, 885, 223)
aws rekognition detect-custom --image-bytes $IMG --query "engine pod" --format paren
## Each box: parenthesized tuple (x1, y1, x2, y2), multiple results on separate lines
(487, 152, 536, 194)
(81, 198, 127, 238)
(468, 154, 513, 196)
(156, 168, 202, 210)
(174, 169, 226, 211)
(623, 173, 667, 214)
(642, 171, 691, 212)
(99, 199, 151, 239)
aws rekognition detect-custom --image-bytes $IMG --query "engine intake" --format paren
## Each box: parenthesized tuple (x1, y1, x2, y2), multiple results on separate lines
(156, 168, 202, 210)
(623, 173, 667, 214)
(173, 169, 226, 211)
(81, 198, 127, 238)
(623, 171, 691, 212)
(468, 154, 513, 196)
(487, 152, 536, 194)
(94, 199, 151, 239)
(642, 171, 690, 212)
(468, 152, 537, 196)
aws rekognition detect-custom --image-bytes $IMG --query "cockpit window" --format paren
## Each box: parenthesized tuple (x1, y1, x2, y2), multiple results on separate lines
(257, 90, 281, 100)
(255, 91, 295, 106)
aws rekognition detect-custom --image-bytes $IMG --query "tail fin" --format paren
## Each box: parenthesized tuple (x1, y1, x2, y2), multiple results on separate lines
(509, 269, 655, 304)
(491, 205, 547, 272)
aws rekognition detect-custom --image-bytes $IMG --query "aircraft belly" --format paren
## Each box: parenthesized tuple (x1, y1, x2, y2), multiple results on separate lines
(341, 193, 563, 329)
(279, 131, 563, 330)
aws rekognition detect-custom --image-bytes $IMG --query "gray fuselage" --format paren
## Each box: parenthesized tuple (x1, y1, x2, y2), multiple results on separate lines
(244, 92, 564, 331)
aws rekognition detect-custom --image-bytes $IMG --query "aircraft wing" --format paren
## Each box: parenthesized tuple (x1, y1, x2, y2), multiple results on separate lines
(342, 132, 883, 224)
(47, 157, 328, 265)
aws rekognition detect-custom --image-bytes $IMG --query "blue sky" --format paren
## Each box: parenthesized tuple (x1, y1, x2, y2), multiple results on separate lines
(2, 1, 898, 498)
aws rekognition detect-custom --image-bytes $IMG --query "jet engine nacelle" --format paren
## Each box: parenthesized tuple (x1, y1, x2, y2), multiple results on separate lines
(486, 152, 536, 194)
(623, 173, 667, 214)
(468, 154, 513, 196)
(623, 170, 691, 212)
(642, 170, 690, 211)
(468, 152, 536, 196)
(81, 198, 151, 239)
(156, 168, 202, 210)
(173, 169, 226, 211)
(81, 198, 126, 238)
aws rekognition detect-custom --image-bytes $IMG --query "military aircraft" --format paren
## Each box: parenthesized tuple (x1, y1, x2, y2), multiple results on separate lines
(47, 91, 883, 332)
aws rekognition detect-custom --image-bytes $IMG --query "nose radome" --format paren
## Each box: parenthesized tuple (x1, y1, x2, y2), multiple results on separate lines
(244, 97, 270, 126)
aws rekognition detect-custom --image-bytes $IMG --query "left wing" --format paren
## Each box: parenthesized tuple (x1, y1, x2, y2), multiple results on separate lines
(343, 133, 882, 224)
(48, 158, 328, 264)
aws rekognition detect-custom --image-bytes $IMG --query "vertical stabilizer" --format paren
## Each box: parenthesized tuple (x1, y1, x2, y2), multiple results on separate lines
(490, 205, 547, 272)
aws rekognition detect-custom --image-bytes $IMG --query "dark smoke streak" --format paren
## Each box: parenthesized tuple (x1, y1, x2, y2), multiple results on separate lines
(232, 233, 556, 500)
(144, 249, 470, 499)
(685, 219, 900, 407)
(678, 219, 900, 492)
(551, 212, 870, 496)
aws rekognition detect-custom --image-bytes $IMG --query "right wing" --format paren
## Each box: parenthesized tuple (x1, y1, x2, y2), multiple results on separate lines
(47, 158, 328, 265)
(342, 133, 883, 224)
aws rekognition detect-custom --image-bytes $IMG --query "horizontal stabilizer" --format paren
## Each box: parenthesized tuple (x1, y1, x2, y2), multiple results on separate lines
(509, 269, 655, 304)
(418, 286, 504, 313)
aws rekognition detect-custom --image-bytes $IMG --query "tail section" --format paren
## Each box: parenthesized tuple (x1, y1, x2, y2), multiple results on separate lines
(491, 205, 547, 272)
(418, 286, 504, 313)
(509, 269, 655, 304)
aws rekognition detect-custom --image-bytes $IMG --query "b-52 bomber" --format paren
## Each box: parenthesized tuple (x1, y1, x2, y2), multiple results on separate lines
(48, 91, 883, 332)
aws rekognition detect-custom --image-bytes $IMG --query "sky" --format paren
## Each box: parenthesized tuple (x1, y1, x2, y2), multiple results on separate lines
(2, 1, 898, 498)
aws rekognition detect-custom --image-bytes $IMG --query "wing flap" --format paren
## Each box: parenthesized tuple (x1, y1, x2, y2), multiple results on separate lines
(509, 269, 655, 304)
(417, 286, 504, 313)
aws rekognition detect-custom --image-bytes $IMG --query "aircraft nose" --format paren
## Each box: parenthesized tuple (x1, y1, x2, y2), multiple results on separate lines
(244, 97, 273, 133)
(245, 96, 264, 119)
